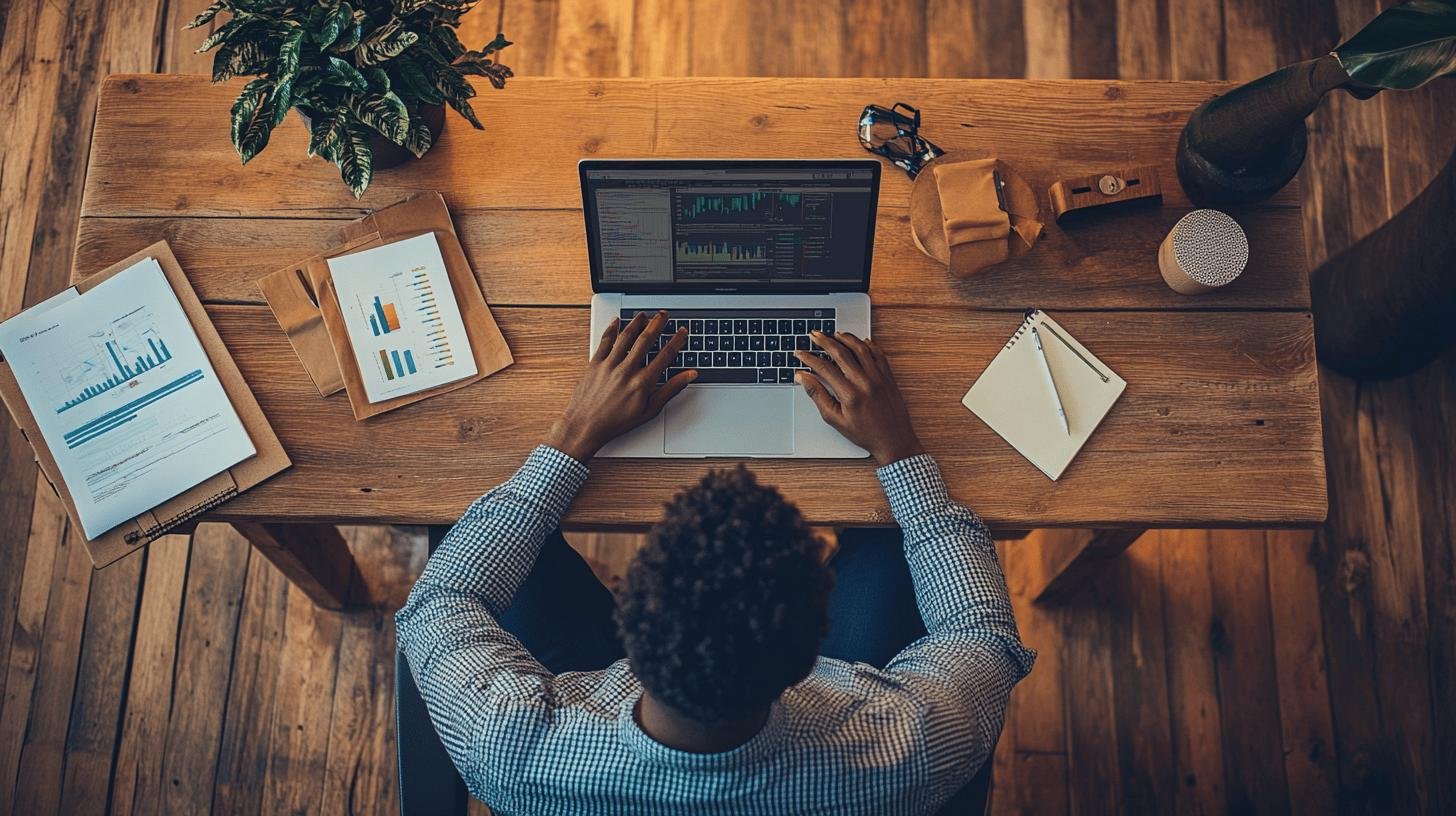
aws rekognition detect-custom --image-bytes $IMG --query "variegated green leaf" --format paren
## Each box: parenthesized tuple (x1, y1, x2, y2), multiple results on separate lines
(390, 54, 443, 104)
(431, 26, 466, 59)
(230, 78, 277, 164)
(367, 66, 391, 91)
(315, 2, 351, 49)
(307, 107, 350, 162)
(1335, 0, 1456, 90)
(348, 90, 410, 144)
(336, 125, 374, 198)
(212, 35, 272, 82)
(403, 111, 433, 158)
(196, 18, 244, 53)
(445, 94, 481, 129)
(186, 0, 230, 30)
(326, 55, 369, 91)
(356, 20, 419, 66)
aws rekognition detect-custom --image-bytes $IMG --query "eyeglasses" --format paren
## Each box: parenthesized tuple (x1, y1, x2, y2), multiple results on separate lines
(858, 102, 944, 180)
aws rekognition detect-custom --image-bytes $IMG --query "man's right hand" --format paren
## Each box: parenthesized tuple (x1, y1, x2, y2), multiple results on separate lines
(794, 331, 925, 467)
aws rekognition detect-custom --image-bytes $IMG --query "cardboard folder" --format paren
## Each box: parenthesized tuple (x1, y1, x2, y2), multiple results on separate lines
(257, 191, 512, 420)
(0, 241, 291, 568)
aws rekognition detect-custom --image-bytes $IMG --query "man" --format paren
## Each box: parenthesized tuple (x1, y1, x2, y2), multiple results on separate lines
(396, 310, 1035, 815)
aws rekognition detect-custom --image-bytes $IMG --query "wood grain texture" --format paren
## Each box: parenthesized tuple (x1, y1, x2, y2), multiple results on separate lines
(174, 305, 1324, 528)
(1029, 528, 1146, 602)
(80, 76, 1305, 218)
(109, 537, 191, 816)
(234, 523, 358, 610)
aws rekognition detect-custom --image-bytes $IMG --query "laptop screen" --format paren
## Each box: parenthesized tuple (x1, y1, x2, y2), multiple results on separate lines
(581, 160, 880, 294)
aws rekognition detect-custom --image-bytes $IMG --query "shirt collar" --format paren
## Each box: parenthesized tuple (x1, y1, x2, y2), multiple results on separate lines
(617, 692, 786, 769)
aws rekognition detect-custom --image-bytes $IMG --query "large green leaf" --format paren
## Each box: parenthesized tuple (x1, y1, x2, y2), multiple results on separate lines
(326, 55, 369, 91)
(389, 54, 444, 105)
(212, 34, 274, 82)
(187, 0, 231, 30)
(230, 78, 277, 164)
(356, 20, 419, 66)
(306, 106, 351, 162)
(1335, 0, 1456, 90)
(335, 125, 374, 198)
(314, 3, 351, 49)
(444, 94, 481, 129)
(196, 18, 245, 53)
(402, 112, 433, 158)
(348, 90, 411, 144)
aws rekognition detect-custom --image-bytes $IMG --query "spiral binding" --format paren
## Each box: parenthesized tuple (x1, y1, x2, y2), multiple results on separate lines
(1004, 309, 1043, 350)
(125, 485, 239, 545)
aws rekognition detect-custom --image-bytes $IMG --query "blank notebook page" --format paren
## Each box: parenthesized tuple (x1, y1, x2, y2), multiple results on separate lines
(962, 310, 1126, 480)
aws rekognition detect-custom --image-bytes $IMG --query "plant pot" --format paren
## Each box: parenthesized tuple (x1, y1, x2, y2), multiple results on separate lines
(297, 102, 446, 170)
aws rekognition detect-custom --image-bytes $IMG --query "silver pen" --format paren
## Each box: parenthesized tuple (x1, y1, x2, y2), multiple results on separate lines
(1030, 327, 1070, 435)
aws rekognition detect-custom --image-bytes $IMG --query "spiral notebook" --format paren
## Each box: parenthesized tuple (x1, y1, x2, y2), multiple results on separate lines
(962, 310, 1126, 480)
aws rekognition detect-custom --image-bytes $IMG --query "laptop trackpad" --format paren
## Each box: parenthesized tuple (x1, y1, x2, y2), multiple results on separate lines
(664, 386, 794, 455)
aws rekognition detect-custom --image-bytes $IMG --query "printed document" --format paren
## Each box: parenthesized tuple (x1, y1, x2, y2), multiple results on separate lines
(0, 258, 256, 539)
(327, 232, 477, 403)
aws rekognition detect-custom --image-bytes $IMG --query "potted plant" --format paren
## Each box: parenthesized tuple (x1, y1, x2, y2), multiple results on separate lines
(189, 0, 513, 197)
(1176, 0, 1456, 206)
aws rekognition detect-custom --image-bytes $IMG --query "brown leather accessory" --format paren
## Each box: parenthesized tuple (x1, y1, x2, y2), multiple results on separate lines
(910, 153, 1044, 278)
(0, 241, 291, 567)
(258, 191, 513, 420)
(1047, 166, 1162, 223)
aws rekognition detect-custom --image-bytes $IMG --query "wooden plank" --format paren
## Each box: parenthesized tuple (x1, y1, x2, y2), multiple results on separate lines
(0, 473, 71, 810)
(1168, 0, 1224, 80)
(211, 548, 289, 815)
(547, 0, 634, 77)
(1060, 591, 1122, 815)
(1030, 529, 1146, 604)
(1021, 0, 1072, 79)
(1159, 530, 1227, 815)
(842, 1, 928, 77)
(746, 0, 846, 77)
(260, 584, 344, 814)
(1114, 0, 1169, 80)
(319, 608, 400, 813)
(72, 204, 1313, 311)
(493, 0, 559, 79)
(80, 76, 1306, 218)
(1067, 0, 1119, 79)
(1208, 530, 1289, 814)
(57, 550, 144, 816)
(1264, 530, 1339, 816)
(629, 0, 692, 76)
(110, 536, 191, 816)
(156, 524, 250, 814)
(927, 0, 1027, 78)
(1410, 350, 1456, 816)
(1107, 538, 1175, 813)
(160, 0, 217, 74)
(7, 489, 94, 815)
(234, 523, 359, 610)
(991, 751, 1070, 815)
(166, 305, 1324, 528)
(1314, 369, 1397, 814)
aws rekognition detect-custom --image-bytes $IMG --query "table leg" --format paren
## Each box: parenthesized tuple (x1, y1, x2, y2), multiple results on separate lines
(1026, 528, 1147, 604)
(233, 522, 359, 610)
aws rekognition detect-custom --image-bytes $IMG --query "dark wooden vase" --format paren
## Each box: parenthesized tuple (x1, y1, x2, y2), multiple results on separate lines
(1176, 55, 1360, 207)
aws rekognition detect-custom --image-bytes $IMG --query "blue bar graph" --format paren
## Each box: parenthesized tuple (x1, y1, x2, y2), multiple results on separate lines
(403, 350, 416, 374)
(390, 350, 404, 376)
(369, 314, 380, 336)
(62, 369, 203, 448)
(57, 333, 175, 414)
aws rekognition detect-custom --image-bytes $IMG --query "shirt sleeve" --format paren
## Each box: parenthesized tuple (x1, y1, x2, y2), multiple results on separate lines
(874, 454, 1037, 807)
(394, 444, 589, 789)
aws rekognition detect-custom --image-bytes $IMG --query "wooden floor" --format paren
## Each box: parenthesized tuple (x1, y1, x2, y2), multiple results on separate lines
(2, 0, 1453, 813)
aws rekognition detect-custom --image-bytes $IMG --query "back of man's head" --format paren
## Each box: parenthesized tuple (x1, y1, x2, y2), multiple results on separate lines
(617, 466, 832, 724)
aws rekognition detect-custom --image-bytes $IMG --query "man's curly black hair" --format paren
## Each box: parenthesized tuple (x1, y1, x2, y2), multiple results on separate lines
(616, 465, 833, 724)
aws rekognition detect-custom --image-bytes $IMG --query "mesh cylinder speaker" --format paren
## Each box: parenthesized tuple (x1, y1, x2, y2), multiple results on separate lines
(1158, 209, 1249, 295)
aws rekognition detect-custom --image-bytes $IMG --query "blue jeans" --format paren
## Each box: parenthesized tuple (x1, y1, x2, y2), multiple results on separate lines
(422, 527, 988, 813)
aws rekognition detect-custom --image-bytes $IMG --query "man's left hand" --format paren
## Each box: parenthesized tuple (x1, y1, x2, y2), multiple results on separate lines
(546, 311, 695, 462)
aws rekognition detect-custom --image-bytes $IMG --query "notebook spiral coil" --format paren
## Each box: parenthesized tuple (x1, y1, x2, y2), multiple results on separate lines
(125, 485, 240, 545)
(1004, 310, 1043, 350)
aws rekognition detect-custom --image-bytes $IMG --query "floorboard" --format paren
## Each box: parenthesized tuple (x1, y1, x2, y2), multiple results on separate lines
(0, 2, 1451, 814)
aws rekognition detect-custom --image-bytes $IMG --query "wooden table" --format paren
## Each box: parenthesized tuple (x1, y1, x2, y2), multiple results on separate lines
(73, 76, 1325, 609)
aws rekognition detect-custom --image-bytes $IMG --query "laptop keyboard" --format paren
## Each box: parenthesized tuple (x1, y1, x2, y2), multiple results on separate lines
(619, 308, 836, 384)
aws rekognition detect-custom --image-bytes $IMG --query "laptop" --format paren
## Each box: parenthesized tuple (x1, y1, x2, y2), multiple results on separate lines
(582, 159, 881, 458)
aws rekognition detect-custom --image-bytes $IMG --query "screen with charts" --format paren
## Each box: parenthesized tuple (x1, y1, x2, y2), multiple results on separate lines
(583, 164, 877, 290)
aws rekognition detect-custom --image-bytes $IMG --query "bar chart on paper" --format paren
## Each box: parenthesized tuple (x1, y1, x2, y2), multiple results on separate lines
(328, 232, 477, 403)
